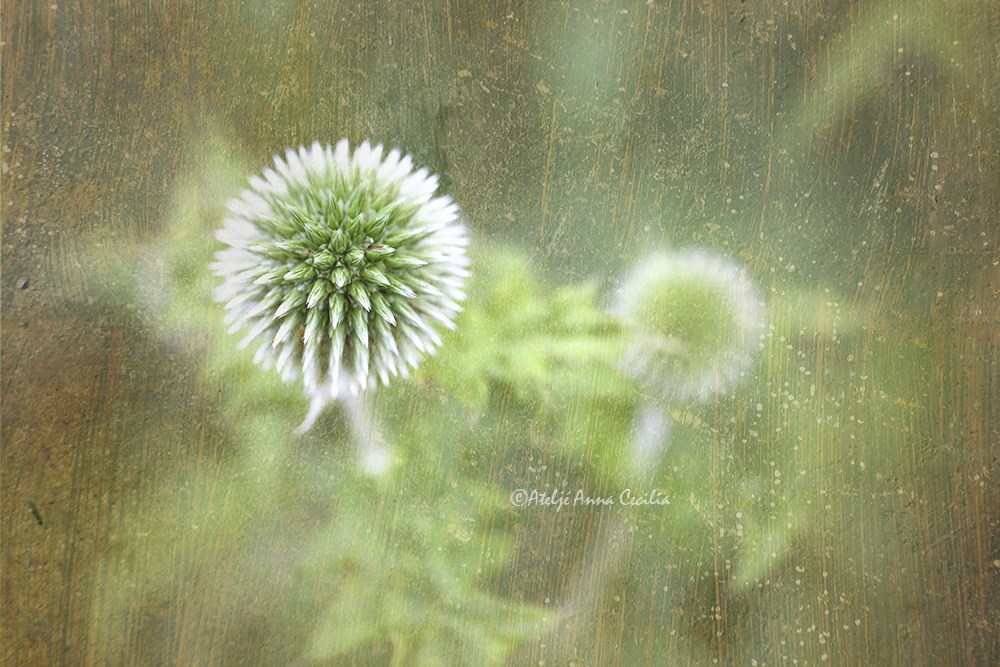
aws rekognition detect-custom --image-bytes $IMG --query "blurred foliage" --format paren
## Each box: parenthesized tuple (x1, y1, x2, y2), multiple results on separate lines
(425, 250, 626, 412)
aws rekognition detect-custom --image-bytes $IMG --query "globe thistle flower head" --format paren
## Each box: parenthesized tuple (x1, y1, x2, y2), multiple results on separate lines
(212, 140, 470, 427)
(612, 249, 763, 402)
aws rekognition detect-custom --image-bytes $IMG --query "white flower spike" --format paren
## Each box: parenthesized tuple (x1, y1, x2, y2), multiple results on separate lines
(212, 140, 470, 431)
(612, 249, 764, 403)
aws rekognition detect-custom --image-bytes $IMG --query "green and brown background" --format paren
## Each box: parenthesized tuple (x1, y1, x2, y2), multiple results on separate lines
(3, 1, 998, 664)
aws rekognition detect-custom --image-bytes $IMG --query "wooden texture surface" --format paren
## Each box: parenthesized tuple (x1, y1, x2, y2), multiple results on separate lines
(3, 1, 998, 665)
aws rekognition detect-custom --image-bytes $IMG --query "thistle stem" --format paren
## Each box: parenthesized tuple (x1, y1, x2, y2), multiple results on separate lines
(389, 633, 416, 667)
(341, 391, 392, 475)
(297, 395, 329, 434)
(628, 401, 673, 478)
(548, 400, 671, 659)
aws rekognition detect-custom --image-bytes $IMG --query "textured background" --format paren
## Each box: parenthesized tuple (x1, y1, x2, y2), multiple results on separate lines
(3, 1, 998, 664)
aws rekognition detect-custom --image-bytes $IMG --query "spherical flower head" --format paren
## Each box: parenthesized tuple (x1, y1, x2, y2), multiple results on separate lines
(612, 249, 763, 402)
(212, 140, 470, 421)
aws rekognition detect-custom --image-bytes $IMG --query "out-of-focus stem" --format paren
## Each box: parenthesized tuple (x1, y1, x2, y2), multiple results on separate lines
(296, 391, 392, 475)
(341, 391, 392, 475)
(550, 510, 632, 652)
(547, 400, 671, 658)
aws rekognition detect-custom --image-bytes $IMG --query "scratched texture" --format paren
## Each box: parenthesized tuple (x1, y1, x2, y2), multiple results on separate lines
(3, 1, 998, 665)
